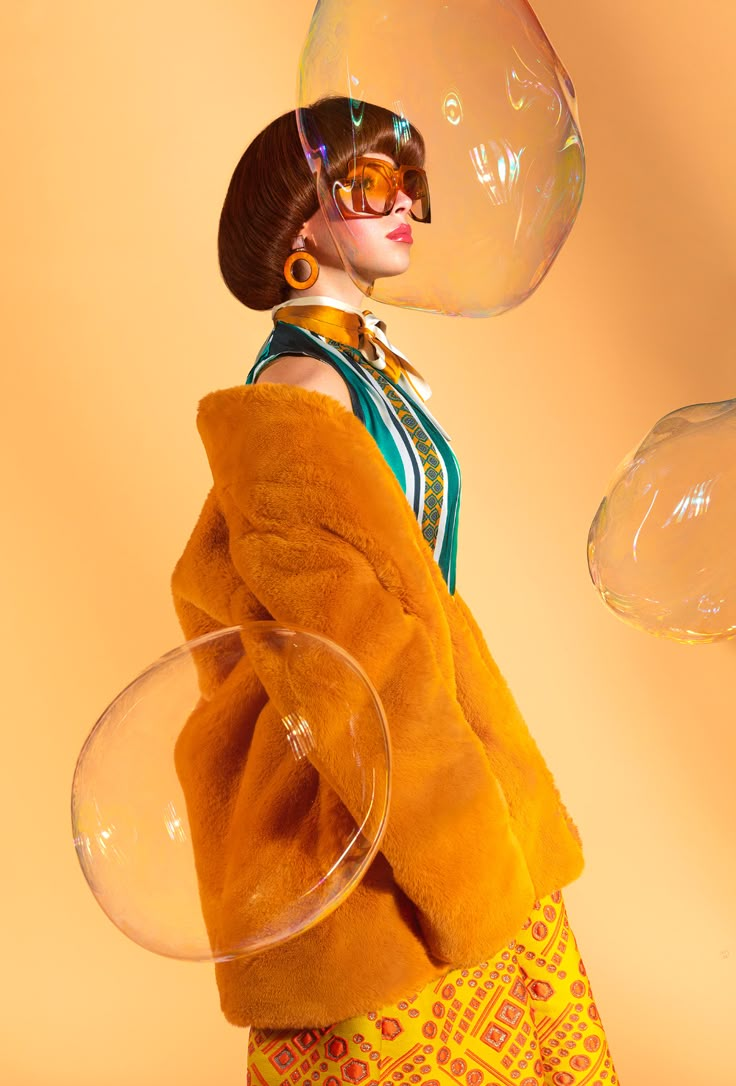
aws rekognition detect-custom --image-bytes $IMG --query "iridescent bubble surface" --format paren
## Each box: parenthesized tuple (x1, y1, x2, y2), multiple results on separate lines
(588, 400, 736, 644)
(297, 0, 584, 316)
(71, 623, 391, 961)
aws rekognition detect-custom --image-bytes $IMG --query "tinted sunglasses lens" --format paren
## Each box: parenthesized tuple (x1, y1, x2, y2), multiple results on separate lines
(404, 169, 431, 223)
(334, 164, 391, 216)
(334, 178, 360, 215)
(358, 164, 393, 214)
(335, 163, 430, 220)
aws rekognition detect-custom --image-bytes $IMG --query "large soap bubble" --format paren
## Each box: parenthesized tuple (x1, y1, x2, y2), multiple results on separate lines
(297, 0, 584, 316)
(71, 623, 391, 961)
(588, 399, 736, 644)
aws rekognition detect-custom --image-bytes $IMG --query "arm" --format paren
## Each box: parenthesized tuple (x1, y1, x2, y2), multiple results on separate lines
(188, 383, 541, 965)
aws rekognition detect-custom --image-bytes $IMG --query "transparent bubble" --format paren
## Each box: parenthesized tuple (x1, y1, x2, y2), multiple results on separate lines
(71, 623, 391, 961)
(588, 400, 736, 644)
(297, 0, 584, 316)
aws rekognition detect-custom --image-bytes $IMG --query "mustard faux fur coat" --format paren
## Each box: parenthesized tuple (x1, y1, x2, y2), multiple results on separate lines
(171, 382, 584, 1030)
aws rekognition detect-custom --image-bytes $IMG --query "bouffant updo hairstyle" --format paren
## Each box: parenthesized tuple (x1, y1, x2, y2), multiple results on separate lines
(218, 96, 426, 311)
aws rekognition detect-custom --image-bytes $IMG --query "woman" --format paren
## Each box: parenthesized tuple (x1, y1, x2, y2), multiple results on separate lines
(172, 96, 620, 1086)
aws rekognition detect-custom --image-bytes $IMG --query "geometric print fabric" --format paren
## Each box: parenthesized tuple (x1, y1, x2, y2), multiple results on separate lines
(370, 369, 445, 554)
(247, 319, 462, 595)
(246, 891, 620, 1086)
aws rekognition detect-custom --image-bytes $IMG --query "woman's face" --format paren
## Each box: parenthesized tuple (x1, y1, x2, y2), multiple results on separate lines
(303, 152, 418, 285)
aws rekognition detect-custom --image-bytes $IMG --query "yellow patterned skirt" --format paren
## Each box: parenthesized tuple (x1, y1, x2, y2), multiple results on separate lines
(247, 891, 619, 1086)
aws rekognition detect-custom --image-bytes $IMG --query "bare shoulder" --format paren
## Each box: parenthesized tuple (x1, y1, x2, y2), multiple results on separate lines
(255, 355, 353, 413)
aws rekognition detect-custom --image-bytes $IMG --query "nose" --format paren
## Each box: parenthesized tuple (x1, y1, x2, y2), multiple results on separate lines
(392, 185, 413, 215)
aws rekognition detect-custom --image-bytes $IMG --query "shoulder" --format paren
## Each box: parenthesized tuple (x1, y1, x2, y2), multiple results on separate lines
(255, 355, 353, 413)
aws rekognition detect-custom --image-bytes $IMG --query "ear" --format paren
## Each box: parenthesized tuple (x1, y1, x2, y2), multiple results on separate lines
(301, 206, 325, 240)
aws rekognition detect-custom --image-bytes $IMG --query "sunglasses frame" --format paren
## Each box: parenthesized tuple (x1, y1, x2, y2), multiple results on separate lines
(332, 157, 432, 224)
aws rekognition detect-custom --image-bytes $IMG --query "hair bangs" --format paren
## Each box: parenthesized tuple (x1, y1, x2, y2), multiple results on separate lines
(303, 97, 426, 183)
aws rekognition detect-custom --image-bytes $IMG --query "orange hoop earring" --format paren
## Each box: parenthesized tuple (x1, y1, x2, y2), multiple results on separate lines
(284, 238, 319, 290)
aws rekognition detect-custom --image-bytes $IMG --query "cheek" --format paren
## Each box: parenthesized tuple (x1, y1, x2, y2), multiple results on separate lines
(348, 219, 381, 241)
(328, 216, 412, 276)
(308, 211, 379, 263)
(336, 218, 387, 254)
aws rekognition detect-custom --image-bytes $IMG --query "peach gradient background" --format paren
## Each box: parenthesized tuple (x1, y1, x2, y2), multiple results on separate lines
(2, 1, 734, 1083)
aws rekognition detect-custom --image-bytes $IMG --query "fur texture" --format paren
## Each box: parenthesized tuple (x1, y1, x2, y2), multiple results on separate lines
(171, 383, 584, 1029)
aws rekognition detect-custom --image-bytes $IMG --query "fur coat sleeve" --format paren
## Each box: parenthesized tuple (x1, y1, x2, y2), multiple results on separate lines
(171, 382, 584, 1029)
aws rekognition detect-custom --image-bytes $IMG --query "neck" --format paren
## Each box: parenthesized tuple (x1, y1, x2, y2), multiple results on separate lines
(287, 266, 367, 309)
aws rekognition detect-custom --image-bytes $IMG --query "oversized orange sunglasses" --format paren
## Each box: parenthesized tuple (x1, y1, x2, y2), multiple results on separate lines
(332, 157, 431, 223)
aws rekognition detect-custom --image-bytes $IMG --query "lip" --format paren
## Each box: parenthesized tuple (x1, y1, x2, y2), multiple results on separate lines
(386, 225, 413, 243)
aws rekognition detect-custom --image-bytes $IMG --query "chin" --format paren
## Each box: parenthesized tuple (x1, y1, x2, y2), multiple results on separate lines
(361, 257, 412, 281)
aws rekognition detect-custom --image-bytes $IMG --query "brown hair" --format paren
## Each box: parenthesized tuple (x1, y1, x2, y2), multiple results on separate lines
(218, 96, 426, 311)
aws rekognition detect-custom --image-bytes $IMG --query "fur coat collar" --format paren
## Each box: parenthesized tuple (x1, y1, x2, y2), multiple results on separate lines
(171, 383, 584, 1029)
